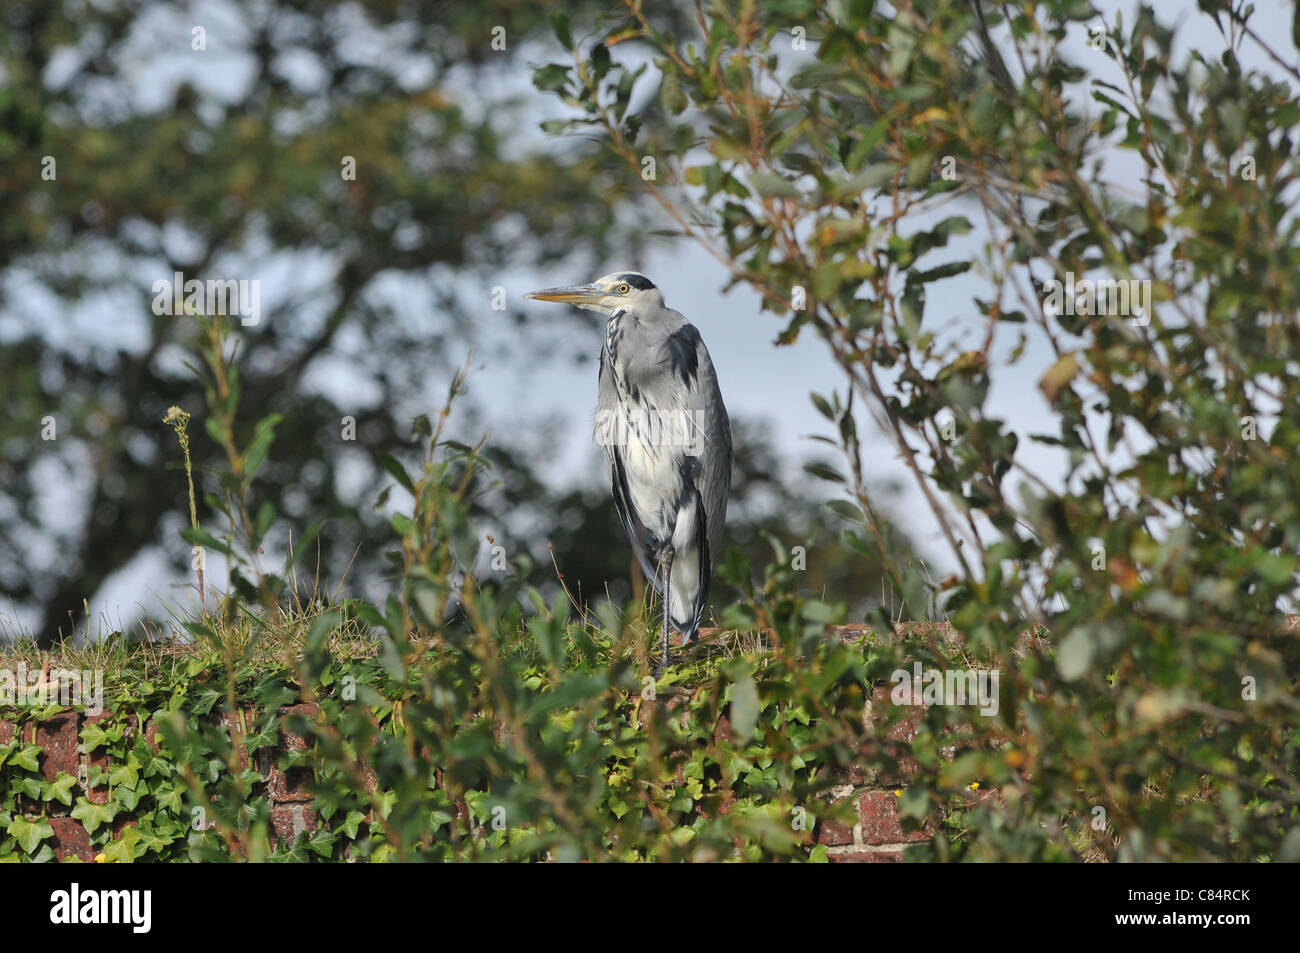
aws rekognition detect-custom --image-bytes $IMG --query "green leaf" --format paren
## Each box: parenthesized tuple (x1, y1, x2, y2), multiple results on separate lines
(340, 810, 367, 840)
(834, 163, 895, 196)
(377, 453, 415, 494)
(103, 824, 142, 863)
(910, 260, 971, 284)
(6, 816, 53, 854)
(749, 172, 801, 198)
(550, 11, 573, 49)
(826, 499, 864, 524)
(307, 611, 341, 653)
(532, 63, 571, 93)
(243, 414, 281, 481)
(10, 745, 39, 772)
(897, 784, 929, 822)
(44, 773, 77, 807)
(80, 722, 112, 751)
(180, 526, 233, 557)
(71, 796, 118, 834)
(803, 461, 846, 484)
(730, 670, 760, 740)
(253, 500, 276, 543)
(659, 69, 688, 115)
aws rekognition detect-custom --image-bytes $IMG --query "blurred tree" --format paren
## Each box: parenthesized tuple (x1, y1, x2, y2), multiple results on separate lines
(0, 0, 913, 645)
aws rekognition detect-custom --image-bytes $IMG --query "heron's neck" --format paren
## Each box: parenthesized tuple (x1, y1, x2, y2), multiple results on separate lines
(604, 310, 628, 361)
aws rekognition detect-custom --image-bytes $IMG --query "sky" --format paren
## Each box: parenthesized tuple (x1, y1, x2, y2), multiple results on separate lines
(9, 0, 1296, 639)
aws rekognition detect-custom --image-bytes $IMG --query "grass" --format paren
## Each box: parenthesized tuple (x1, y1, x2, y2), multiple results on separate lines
(0, 588, 923, 706)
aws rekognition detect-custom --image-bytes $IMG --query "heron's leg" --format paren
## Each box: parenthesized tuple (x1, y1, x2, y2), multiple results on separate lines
(655, 548, 673, 674)
(661, 554, 672, 671)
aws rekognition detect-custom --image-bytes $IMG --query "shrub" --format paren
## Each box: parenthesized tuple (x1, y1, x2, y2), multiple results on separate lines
(527, 1, 1300, 860)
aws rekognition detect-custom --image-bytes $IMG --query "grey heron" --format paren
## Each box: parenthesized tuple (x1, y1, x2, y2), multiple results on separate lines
(524, 272, 733, 671)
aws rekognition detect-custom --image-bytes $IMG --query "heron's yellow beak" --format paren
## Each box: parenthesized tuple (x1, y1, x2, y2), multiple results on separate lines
(523, 283, 604, 304)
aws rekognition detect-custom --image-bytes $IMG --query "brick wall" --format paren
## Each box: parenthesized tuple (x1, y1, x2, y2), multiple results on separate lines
(4, 657, 955, 861)
(811, 686, 929, 862)
(9, 620, 1289, 860)
(0, 704, 322, 861)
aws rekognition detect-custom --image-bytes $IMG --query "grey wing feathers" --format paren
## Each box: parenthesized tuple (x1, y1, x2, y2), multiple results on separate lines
(597, 326, 732, 635)
(683, 342, 731, 633)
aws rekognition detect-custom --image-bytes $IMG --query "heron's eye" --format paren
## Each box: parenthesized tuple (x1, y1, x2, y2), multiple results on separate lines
(617, 283, 631, 294)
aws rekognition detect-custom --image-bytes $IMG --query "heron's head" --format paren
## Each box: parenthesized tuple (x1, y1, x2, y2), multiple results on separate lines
(524, 271, 664, 316)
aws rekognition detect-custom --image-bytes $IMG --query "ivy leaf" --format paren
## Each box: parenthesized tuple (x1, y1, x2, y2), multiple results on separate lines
(71, 796, 118, 834)
(109, 754, 141, 789)
(44, 773, 77, 807)
(10, 745, 39, 772)
(81, 722, 112, 751)
(154, 783, 184, 814)
(13, 776, 42, 800)
(115, 780, 144, 812)
(103, 824, 142, 864)
(340, 810, 367, 840)
(6, 816, 53, 854)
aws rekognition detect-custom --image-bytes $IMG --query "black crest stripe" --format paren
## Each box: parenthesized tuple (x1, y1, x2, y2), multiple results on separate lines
(665, 323, 701, 387)
(617, 273, 657, 291)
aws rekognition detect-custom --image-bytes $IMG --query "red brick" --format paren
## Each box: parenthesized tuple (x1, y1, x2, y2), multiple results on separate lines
(867, 685, 924, 742)
(854, 737, 920, 786)
(86, 770, 110, 803)
(268, 762, 313, 802)
(829, 846, 904, 862)
(0, 720, 12, 745)
(886, 712, 922, 743)
(817, 817, 854, 846)
(858, 790, 930, 845)
(271, 803, 319, 848)
(858, 684, 924, 786)
(49, 816, 94, 862)
(35, 711, 80, 783)
(267, 704, 318, 802)
(278, 703, 319, 751)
